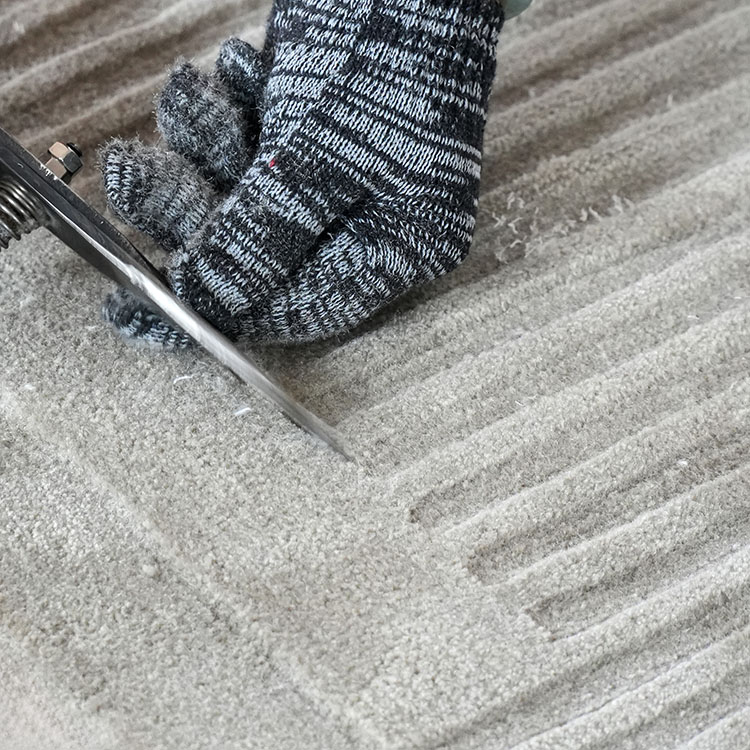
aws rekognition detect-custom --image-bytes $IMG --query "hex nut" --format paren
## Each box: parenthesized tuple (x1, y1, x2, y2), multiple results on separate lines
(45, 142, 83, 184)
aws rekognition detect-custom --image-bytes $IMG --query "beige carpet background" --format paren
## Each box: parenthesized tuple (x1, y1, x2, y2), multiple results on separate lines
(1, 0, 749, 747)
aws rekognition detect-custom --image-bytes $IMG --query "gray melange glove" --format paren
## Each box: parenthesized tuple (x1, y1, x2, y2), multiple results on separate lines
(101, 0, 505, 348)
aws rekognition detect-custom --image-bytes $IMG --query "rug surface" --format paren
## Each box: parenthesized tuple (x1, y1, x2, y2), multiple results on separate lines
(1, 1, 749, 748)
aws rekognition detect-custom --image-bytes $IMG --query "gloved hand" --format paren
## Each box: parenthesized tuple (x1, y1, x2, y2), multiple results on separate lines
(101, 0, 506, 348)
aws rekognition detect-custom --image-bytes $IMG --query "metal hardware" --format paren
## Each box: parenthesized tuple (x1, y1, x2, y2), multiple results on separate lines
(0, 126, 352, 460)
(0, 174, 44, 247)
(0, 142, 83, 248)
(45, 142, 83, 184)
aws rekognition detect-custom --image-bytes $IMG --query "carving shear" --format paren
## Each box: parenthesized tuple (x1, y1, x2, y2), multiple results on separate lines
(0, 126, 352, 459)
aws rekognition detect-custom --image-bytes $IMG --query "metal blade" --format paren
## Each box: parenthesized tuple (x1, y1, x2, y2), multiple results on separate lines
(0, 127, 352, 460)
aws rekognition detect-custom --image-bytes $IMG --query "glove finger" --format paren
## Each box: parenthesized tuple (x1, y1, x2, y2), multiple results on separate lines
(156, 60, 258, 191)
(235, 199, 450, 343)
(101, 284, 193, 350)
(100, 138, 217, 253)
(237, 229, 378, 343)
(215, 37, 269, 111)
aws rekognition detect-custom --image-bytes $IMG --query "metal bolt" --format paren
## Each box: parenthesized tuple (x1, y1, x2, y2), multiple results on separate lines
(44, 141, 83, 184)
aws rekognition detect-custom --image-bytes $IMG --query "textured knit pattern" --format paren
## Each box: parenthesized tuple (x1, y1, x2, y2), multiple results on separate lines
(100, 0, 505, 347)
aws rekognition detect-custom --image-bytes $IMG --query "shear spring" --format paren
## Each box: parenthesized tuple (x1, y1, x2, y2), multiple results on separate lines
(0, 175, 43, 248)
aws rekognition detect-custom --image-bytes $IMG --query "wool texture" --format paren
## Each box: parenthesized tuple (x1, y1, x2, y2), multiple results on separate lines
(101, 0, 505, 347)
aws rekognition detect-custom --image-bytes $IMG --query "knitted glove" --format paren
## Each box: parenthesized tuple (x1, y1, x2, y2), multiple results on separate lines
(101, 0, 505, 347)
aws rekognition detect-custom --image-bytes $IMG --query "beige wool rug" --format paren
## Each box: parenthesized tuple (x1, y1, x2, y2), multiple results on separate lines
(1, 0, 749, 747)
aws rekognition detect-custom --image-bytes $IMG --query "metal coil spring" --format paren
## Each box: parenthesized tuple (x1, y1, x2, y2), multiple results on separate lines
(0, 175, 43, 249)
